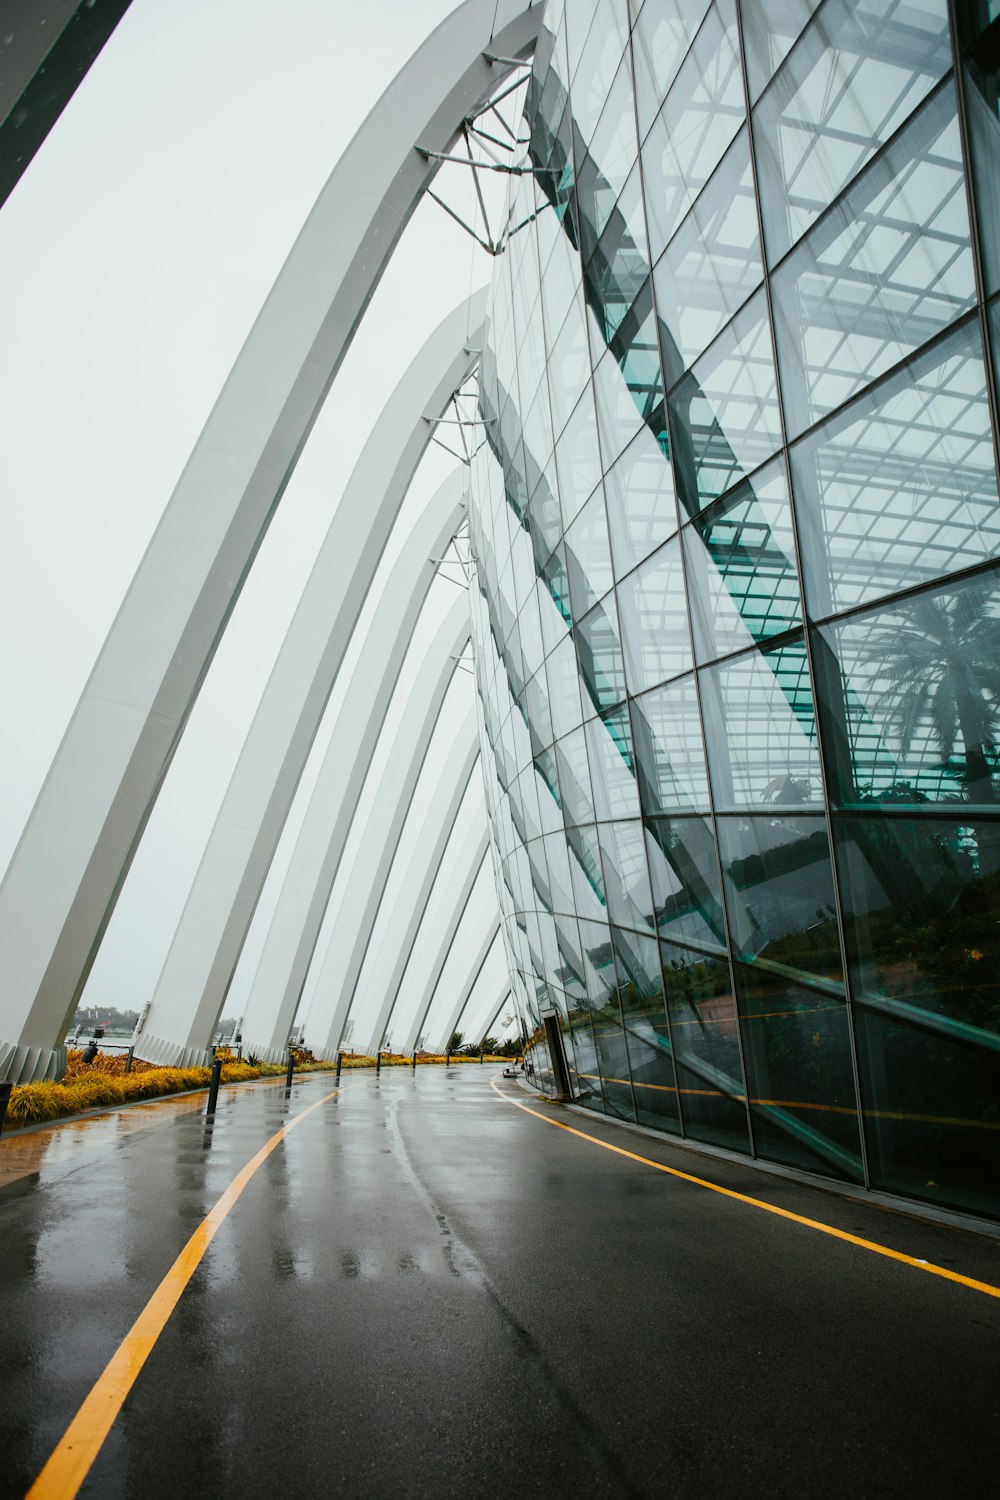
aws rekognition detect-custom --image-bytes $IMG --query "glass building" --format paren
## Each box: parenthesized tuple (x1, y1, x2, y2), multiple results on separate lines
(469, 0, 1000, 1221)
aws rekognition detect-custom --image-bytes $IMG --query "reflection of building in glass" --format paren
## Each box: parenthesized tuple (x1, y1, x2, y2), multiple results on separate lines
(469, 0, 1000, 1221)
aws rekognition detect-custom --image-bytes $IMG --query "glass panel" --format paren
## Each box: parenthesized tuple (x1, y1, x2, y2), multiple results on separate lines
(815, 570, 1000, 807)
(771, 82, 977, 439)
(593, 343, 644, 470)
(540, 545, 572, 653)
(547, 291, 592, 439)
(544, 831, 575, 916)
(545, 632, 584, 740)
(654, 128, 763, 383)
(586, 707, 640, 821)
(716, 814, 842, 982)
(646, 814, 728, 952)
(754, 0, 952, 264)
(853, 1007, 1000, 1219)
(569, 823, 608, 920)
(616, 535, 693, 692)
(641, 0, 746, 260)
(741, 0, 821, 102)
(833, 812, 1000, 1035)
(554, 726, 595, 827)
(660, 938, 751, 1151)
(964, 19, 1000, 295)
(555, 388, 603, 526)
(565, 486, 614, 620)
(576, 596, 627, 713)
(735, 963, 864, 1180)
(631, 675, 712, 813)
(791, 318, 1000, 618)
(683, 460, 802, 663)
(630, 0, 712, 138)
(701, 638, 823, 810)
(591, 993, 638, 1121)
(579, 916, 617, 1007)
(668, 291, 784, 515)
(612, 925, 681, 1130)
(583, 182, 649, 346)
(598, 817, 656, 931)
(571, 0, 629, 144)
(603, 424, 679, 577)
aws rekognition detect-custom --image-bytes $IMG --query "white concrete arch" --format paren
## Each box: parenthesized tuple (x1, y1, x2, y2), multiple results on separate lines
(392, 837, 492, 1056)
(0, 0, 541, 1082)
(326, 724, 482, 1069)
(234, 489, 477, 1065)
(132, 298, 484, 1069)
(427, 921, 503, 1054)
(302, 592, 474, 1060)
(453, 948, 511, 1050)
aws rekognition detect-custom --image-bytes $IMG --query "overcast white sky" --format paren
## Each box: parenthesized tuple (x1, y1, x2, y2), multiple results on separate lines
(0, 0, 518, 1039)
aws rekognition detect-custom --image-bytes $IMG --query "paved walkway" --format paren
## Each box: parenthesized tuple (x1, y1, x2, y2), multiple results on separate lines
(1, 1067, 997, 1498)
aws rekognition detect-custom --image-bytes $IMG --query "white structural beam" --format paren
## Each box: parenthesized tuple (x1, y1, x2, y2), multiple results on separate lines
(428, 921, 502, 1053)
(133, 301, 482, 1068)
(455, 963, 511, 1050)
(0, 0, 541, 1083)
(235, 486, 476, 1065)
(326, 725, 481, 1067)
(396, 838, 491, 1055)
(305, 594, 474, 1059)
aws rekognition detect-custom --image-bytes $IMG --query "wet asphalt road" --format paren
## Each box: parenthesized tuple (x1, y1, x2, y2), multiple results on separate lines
(1, 1066, 998, 1499)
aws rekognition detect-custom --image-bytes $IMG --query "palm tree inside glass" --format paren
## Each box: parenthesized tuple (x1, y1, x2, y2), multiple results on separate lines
(869, 581, 1000, 806)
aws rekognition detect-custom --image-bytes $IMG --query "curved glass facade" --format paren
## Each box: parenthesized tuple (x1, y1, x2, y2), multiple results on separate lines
(469, 0, 1000, 1220)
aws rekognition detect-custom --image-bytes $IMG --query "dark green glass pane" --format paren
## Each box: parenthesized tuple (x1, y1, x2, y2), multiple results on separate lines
(717, 815, 842, 983)
(854, 1007, 1000, 1219)
(659, 938, 751, 1152)
(612, 925, 681, 1131)
(734, 964, 864, 1181)
(815, 570, 1000, 807)
(833, 812, 1000, 1038)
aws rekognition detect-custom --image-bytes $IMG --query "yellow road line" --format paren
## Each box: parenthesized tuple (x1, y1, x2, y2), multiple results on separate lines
(489, 1078, 1000, 1302)
(27, 1081, 351, 1500)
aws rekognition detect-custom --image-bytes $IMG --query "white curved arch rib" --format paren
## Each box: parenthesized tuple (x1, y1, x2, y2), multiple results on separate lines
(392, 836, 491, 1056)
(133, 298, 484, 1068)
(426, 919, 502, 1053)
(355, 747, 485, 1056)
(450, 960, 510, 1052)
(277, 720, 481, 1066)
(304, 591, 474, 1060)
(0, 0, 541, 1083)
(236, 477, 477, 1065)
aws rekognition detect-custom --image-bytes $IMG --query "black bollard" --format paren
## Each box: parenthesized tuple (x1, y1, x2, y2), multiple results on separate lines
(335, 1051, 343, 1083)
(411, 1051, 416, 1072)
(480, 1052, 484, 1065)
(0, 1081, 12, 1140)
(206, 1058, 223, 1116)
(445, 1050, 451, 1067)
(376, 1050, 381, 1077)
(284, 1050, 295, 1091)
(125, 1046, 134, 1075)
